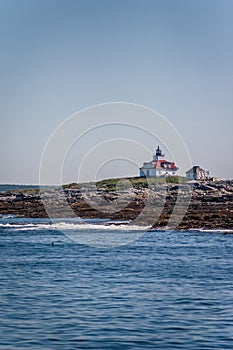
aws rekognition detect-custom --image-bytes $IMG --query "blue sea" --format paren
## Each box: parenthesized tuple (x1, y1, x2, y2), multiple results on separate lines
(0, 215, 233, 349)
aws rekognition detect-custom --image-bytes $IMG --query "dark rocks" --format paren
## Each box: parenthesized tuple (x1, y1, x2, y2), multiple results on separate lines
(0, 180, 232, 230)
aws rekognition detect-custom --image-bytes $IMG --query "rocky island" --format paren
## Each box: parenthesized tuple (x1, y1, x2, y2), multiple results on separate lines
(0, 177, 232, 230)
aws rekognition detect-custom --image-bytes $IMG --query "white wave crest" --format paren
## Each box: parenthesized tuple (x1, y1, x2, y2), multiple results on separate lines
(0, 221, 149, 232)
(190, 228, 233, 233)
(0, 214, 20, 219)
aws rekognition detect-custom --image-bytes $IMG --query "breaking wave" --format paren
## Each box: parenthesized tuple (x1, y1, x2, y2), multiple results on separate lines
(0, 221, 150, 232)
(191, 228, 233, 234)
(0, 214, 21, 219)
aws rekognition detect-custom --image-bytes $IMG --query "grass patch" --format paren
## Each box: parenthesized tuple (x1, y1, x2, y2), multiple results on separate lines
(60, 176, 187, 191)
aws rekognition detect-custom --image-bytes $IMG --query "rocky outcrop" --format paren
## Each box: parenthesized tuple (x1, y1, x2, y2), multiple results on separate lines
(0, 180, 232, 230)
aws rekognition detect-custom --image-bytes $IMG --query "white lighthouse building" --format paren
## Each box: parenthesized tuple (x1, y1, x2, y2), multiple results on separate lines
(139, 146, 178, 178)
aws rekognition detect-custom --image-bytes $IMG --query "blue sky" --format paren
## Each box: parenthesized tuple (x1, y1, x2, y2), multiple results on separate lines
(0, 0, 232, 183)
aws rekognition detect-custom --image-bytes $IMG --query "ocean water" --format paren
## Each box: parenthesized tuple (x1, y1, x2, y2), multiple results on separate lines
(0, 216, 233, 349)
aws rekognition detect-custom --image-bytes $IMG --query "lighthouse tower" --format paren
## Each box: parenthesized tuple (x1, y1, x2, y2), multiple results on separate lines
(153, 146, 165, 161)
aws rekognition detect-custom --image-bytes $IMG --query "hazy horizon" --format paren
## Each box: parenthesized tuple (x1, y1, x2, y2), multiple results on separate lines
(1, 0, 232, 184)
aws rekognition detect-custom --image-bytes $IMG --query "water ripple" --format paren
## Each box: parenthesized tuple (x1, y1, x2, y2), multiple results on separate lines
(0, 219, 233, 349)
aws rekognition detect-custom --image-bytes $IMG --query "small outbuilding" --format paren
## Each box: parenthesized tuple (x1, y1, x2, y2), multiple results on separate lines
(186, 166, 209, 180)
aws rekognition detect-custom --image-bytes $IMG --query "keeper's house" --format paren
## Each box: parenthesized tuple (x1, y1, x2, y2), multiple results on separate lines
(186, 166, 210, 180)
(139, 146, 178, 178)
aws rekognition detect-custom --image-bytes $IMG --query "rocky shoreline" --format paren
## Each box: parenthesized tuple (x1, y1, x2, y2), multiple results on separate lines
(0, 179, 232, 230)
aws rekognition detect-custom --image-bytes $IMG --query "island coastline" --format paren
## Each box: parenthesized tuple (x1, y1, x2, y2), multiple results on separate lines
(0, 178, 232, 231)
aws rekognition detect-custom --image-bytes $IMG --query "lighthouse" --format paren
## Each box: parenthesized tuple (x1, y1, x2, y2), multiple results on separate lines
(153, 146, 165, 161)
(139, 146, 178, 178)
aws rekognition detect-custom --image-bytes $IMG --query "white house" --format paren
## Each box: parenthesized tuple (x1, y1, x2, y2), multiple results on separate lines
(186, 166, 210, 180)
(139, 146, 178, 178)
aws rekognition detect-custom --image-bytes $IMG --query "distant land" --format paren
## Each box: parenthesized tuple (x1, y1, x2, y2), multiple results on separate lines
(0, 177, 232, 230)
(0, 184, 57, 193)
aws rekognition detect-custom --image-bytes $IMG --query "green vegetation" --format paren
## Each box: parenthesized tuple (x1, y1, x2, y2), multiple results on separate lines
(165, 176, 187, 184)
(63, 176, 187, 191)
